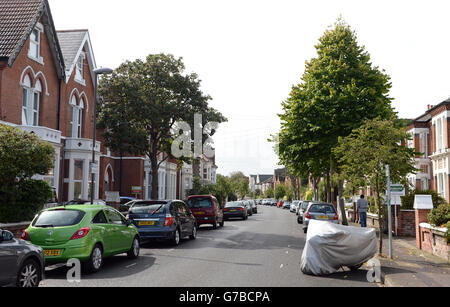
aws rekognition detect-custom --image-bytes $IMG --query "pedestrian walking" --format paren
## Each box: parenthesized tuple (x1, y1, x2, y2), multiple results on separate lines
(356, 195, 369, 228)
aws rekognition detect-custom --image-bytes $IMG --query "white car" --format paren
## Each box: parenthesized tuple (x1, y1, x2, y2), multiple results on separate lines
(290, 200, 300, 213)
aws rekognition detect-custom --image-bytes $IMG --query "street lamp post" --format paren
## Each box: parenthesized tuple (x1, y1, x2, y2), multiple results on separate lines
(91, 67, 113, 204)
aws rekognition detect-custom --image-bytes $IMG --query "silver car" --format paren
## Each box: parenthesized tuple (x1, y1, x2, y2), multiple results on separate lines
(243, 200, 253, 216)
(297, 200, 312, 223)
(302, 202, 339, 233)
(0, 229, 44, 287)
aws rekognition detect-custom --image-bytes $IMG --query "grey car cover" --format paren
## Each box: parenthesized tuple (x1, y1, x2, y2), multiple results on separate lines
(300, 220, 377, 275)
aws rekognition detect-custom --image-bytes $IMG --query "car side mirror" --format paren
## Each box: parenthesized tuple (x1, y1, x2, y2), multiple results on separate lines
(125, 219, 133, 227)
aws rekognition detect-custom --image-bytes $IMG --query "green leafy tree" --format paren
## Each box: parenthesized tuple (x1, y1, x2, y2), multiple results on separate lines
(274, 184, 286, 200)
(264, 187, 274, 198)
(213, 174, 234, 205)
(98, 54, 226, 199)
(334, 119, 417, 255)
(278, 19, 394, 224)
(0, 125, 54, 222)
(228, 171, 249, 199)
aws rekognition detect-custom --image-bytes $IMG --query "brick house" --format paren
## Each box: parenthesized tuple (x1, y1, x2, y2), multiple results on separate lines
(0, 0, 66, 199)
(407, 99, 450, 202)
(0, 0, 198, 203)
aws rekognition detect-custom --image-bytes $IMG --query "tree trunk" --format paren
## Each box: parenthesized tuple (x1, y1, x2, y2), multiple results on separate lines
(313, 177, 319, 201)
(119, 153, 123, 195)
(326, 172, 331, 203)
(338, 180, 348, 225)
(150, 153, 159, 200)
(330, 159, 335, 205)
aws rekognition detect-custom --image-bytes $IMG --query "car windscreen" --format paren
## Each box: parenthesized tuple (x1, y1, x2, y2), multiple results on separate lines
(129, 202, 167, 214)
(187, 197, 213, 208)
(225, 202, 243, 208)
(33, 210, 85, 227)
(308, 204, 336, 214)
(301, 202, 310, 210)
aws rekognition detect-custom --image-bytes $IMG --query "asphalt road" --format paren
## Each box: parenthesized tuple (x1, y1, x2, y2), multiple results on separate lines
(41, 205, 377, 287)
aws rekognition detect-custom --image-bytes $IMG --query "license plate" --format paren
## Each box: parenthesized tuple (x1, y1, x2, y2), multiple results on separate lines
(230, 209, 237, 212)
(317, 215, 328, 220)
(196, 212, 205, 215)
(138, 221, 155, 226)
(44, 249, 62, 257)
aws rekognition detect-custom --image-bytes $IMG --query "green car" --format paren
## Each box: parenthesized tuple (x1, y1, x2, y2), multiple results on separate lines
(22, 205, 140, 273)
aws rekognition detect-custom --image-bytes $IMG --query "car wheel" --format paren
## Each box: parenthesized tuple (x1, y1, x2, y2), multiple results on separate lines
(189, 225, 197, 240)
(86, 244, 103, 273)
(303, 228, 307, 234)
(212, 221, 217, 229)
(16, 258, 41, 287)
(127, 237, 140, 259)
(220, 219, 224, 227)
(171, 228, 181, 246)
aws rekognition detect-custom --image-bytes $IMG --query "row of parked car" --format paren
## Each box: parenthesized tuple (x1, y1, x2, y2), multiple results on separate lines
(260, 198, 339, 234)
(0, 195, 259, 287)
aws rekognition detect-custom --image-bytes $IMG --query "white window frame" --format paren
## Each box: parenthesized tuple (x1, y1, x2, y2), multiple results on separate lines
(70, 96, 84, 138)
(75, 52, 86, 85)
(22, 77, 41, 126)
(28, 23, 44, 64)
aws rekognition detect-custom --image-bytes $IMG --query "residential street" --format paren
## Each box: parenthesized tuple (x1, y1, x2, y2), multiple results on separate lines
(41, 206, 376, 287)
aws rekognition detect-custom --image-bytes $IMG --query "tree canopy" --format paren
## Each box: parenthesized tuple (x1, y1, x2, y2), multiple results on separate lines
(98, 54, 226, 199)
(277, 19, 395, 224)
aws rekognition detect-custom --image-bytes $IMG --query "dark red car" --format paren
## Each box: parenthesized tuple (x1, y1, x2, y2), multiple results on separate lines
(186, 195, 225, 229)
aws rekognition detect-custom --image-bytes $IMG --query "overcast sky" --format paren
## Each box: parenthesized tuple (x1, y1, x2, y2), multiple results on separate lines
(49, 0, 450, 177)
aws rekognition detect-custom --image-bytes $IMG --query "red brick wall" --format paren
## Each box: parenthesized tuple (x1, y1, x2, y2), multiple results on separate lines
(0, 17, 60, 128)
(399, 210, 416, 236)
(415, 209, 431, 249)
(419, 226, 449, 261)
(60, 46, 95, 139)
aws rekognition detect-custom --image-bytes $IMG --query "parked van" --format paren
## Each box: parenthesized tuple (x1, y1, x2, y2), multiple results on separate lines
(186, 195, 224, 229)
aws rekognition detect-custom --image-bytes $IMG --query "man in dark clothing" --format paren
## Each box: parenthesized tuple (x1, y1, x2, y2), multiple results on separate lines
(356, 195, 369, 228)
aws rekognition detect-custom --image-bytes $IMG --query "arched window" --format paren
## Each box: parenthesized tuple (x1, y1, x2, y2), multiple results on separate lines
(70, 95, 84, 138)
(22, 76, 41, 126)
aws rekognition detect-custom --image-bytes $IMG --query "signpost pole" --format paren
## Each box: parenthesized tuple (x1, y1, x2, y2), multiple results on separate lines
(386, 165, 393, 259)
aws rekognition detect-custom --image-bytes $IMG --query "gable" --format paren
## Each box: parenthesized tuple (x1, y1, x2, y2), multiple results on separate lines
(0, 0, 65, 79)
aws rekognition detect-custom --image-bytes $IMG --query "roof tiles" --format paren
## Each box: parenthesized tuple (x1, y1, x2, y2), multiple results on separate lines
(0, 0, 44, 58)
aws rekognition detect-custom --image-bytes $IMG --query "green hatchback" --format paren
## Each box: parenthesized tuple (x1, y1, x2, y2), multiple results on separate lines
(22, 205, 140, 273)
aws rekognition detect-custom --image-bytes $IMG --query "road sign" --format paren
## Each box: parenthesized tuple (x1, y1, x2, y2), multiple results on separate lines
(131, 186, 142, 194)
(90, 162, 98, 174)
(390, 184, 405, 196)
(105, 191, 120, 203)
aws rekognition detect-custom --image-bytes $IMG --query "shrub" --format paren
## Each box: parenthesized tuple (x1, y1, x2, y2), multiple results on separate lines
(401, 190, 447, 210)
(0, 179, 52, 223)
(428, 203, 450, 228)
(0, 124, 55, 223)
(304, 190, 314, 201)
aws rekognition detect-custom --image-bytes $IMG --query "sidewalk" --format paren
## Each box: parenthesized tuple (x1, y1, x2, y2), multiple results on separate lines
(349, 221, 450, 287)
